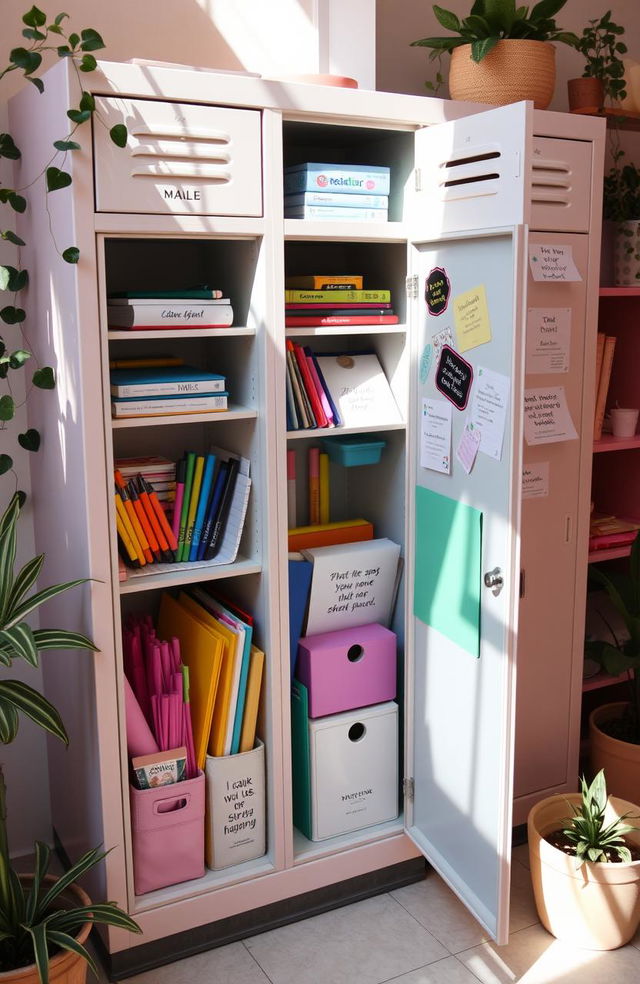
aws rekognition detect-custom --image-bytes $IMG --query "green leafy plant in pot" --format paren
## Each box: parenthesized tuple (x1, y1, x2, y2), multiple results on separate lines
(410, 0, 579, 108)
(602, 148, 640, 285)
(0, 495, 141, 983)
(567, 10, 627, 111)
(528, 770, 640, 949)
(586, 533, 640, 802)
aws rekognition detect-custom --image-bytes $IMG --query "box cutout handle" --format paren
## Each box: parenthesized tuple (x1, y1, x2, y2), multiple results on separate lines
(348, 722, 366, 742)
(154, 794, 190, 815)
(347, 644, 364, 663)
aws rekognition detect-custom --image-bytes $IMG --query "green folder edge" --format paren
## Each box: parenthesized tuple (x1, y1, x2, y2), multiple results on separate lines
(413, 485, 483, 659)
(291, 680, 312, 839)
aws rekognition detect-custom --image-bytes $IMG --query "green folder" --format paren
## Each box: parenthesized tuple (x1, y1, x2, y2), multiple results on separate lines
(177, 451, 196, 562)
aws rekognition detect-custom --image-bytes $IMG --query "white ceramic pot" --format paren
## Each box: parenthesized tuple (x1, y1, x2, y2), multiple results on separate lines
(614, 220, 640, 286)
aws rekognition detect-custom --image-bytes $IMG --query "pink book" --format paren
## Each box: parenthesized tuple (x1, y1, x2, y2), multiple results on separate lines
(305, 355, 335, 426)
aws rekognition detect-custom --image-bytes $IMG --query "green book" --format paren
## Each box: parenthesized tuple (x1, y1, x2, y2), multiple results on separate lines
(177, 452, 196, 562)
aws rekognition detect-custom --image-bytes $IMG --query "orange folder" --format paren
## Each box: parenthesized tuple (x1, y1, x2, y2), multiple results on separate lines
(157, 593, 223, 771)
(288, 518, 373, 552)
(239, 645, 265, 753)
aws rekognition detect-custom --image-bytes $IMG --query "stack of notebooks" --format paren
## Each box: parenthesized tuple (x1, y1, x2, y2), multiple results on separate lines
(106, 287, 233, 331)
(116, 455, 176, 515)
(283, 163, 390, 222)
(286, 347, 403, 432)
(114, 448, 252, 573)
(285, 274, 398, 328)
(593, 332, 617, 441)
(589, 512, 640, 552)
(110, 358, 229, 418)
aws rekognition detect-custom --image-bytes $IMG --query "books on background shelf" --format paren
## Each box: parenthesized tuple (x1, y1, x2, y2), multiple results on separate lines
(283, 163, 390, 220)
(588, 512, 640, 552)
(114, 449, 251, 577)
(110, 357, 229, 418)
(593, 332, 617, 441)
(115, 455, 176, 509)
(284, 276, 398, 328)
(285, 343, 402, 431)
(107, 286, 233, 330)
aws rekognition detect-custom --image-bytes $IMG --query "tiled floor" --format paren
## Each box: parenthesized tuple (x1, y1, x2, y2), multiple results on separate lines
(96, 845, 640, 984)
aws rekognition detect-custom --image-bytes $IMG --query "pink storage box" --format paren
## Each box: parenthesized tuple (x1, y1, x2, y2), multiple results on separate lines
(130, 770, 205, 895)
(296, 623, 397, 718)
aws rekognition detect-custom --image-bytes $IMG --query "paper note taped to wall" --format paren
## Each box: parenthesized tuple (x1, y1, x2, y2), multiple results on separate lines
(453, 284, 492, 353)
(526, 308, 571, 374)
(420, 397, 452, 474)
(522, 461, 550, 499)
(528, 244, 582, 282)
(524, 387, 578, 444)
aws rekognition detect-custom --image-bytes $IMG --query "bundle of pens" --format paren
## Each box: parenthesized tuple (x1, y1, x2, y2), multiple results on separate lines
(114, 468, 178, 568)
(124, 614, 198, 787)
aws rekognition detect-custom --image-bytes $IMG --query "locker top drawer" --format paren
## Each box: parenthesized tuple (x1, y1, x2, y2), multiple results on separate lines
(93, 97, 262, 217)
(530, 135, 592, 233)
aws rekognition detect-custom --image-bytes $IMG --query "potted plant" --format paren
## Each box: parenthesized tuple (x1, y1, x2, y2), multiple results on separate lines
(586, 533, 640, 801)
(0, 9, 138, 983)
(410, 0, 579, 109)
(528, 770, 640, 949)
(601, 149, 640, 285)
(567, 11, 628, 112)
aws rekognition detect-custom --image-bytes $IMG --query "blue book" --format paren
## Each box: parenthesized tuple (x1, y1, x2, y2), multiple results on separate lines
(110, 364, 226, 397)
(197, 461, 229, 561)
(188, 453, 216, 561)
(288, 558, 313, 681)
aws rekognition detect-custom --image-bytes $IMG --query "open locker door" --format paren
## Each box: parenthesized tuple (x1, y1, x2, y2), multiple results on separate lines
(404, 102, 533, 943)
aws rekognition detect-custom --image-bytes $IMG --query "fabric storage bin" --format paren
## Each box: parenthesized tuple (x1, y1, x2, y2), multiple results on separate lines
(130, 770, 205, 895)
(205, 740, 266, 870)
(292, 682, 398, 841)
(296, 623, 397, 718)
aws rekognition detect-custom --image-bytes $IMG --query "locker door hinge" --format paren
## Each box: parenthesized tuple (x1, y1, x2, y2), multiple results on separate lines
(414, 167, 422, 192)
(406, 275, 419, 300)
(403, 776, 415, 800)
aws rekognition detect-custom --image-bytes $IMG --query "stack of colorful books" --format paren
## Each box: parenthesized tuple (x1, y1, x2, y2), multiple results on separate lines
(106, 287, 233, 331)
(109, 359, 228, 418)
(283, 162, 390, 221)
(115, 455, 176, 515)
(284, 274, 398, 328)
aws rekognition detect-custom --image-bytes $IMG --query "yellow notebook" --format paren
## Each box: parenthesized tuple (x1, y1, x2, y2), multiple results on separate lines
(157, 592, 223, 770)
(239, 645, 265, 754)
(178, 593, 238, 758)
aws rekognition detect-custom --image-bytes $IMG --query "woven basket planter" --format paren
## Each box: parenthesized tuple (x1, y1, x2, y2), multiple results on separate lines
(449, 39, 556, 109)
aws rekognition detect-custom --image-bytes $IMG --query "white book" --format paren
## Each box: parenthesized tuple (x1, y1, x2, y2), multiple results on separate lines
(301, 537, 401, 637)
(284, 192, 388, 209)
(313, 352, 403, 428)
(107, 303, 234, 329)
(111, 393, 228, 417)
(284, 205, 388, 222)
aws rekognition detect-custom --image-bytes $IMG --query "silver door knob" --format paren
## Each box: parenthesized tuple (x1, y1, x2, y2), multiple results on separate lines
(484, 567, 504, 592)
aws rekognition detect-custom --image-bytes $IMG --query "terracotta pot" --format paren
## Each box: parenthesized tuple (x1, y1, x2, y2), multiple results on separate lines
(568, 77, 604, 112)
(0, 877, 92, 984)
(528, 791, 640, 949)
(612, 221, 640, 286)
(590, 702, 640, 801)
(448, 39, 555, 110)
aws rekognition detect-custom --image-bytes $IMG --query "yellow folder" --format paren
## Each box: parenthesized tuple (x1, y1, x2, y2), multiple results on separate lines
(178, 593, 238, 758)
(239, 645, 265, 754)
(157, 592, 223, 771)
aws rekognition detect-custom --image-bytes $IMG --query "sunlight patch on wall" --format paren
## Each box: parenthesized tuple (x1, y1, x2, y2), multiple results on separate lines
(204, 0, 320, 75)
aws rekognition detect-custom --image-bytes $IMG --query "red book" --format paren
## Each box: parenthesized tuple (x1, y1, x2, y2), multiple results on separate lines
(285, 314, 400, 327)
(589, 530, 638, 550)
(289, 340, 328, 427)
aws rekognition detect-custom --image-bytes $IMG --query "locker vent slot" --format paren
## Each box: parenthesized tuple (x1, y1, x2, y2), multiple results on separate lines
(445, 151, 501, 168)
(127, 125, 234, 184)
(439, 149, 502, 197)
(531, 158, 572, 208)
(444, 172, 500, 188)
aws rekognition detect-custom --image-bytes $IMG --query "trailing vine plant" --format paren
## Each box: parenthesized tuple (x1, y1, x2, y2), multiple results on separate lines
(0, 6, 127, 481)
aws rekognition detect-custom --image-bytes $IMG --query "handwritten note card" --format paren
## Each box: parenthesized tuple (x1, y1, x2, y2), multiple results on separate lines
(528, 244, 582, 282)
(526, 307, 571, 374)
(456, 420, 481, 474)
(522, 462, 550, 499)
(469, 366, 510, 461)
(524, 387, 578, 444)
(454, 284, 492, 352)
(421, 398, 452, 474)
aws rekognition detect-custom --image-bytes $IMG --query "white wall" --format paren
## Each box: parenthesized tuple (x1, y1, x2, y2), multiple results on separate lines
(1, 0, 637, 857)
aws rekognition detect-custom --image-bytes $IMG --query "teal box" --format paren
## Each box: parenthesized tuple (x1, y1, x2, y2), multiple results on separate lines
(320, 436, 386, 467)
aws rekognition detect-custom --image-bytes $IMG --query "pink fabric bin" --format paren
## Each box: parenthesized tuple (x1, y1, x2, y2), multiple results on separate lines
(130, 770, 205, 895)
(296, 622, 397, 718)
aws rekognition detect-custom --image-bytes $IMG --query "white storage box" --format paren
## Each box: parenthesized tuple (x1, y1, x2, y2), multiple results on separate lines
(292, 683, 398, 841)
(205, 740, 266, 870)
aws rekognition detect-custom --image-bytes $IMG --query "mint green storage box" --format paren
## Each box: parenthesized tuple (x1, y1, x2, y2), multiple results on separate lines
(320, 436, 386, 467)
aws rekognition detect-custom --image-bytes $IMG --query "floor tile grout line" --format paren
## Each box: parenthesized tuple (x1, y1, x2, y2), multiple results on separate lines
(387, 891, 468, 956)
(241, 938, 277, 984)
(451, 951, 487, 984)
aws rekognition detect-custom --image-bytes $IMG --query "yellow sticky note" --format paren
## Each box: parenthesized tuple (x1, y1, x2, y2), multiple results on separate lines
(453, 285, 492, 353)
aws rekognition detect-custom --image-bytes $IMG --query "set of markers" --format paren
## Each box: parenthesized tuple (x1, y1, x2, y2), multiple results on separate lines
(174, 449, 239, 563)
(114, 468, 178, 568)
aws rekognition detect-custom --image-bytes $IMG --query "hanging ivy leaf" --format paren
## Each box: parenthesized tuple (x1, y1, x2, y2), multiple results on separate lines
(66, 108, 91, 124)
(6, 268, 28, 292)
(79, 54, 97, 73)
(57, 45, 72, 57)
(22, 28, 46, 41)
(0, 396, 15, 421)
(53, 139, 81, 152)
(9, 47, 42, 75)
(0, 307, 26, 324)
(23, 6, 47, 28)
(79, 91, 95, 113)
(28, 77, 44, 94)
(0, 455, 13, 476)
(2, 231, 26, 247)
(33, 367, 55, 389)
(0, 134, 21, 161)
(62, 247, 79, 264)
(18, 429, 40, 452)
(68, 32, 80, 49)
(9, 350, 30, 369)
(80, 28, 105, 52)
(8, 193, 26, 214)
(0, 340, 5, 357)
(54, 12, 69, 26)
(46, 167, 72, 192)
(109, 124, 128, 148)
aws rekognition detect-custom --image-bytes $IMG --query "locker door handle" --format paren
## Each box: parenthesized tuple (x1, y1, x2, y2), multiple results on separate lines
(484, 567, 504, 594)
